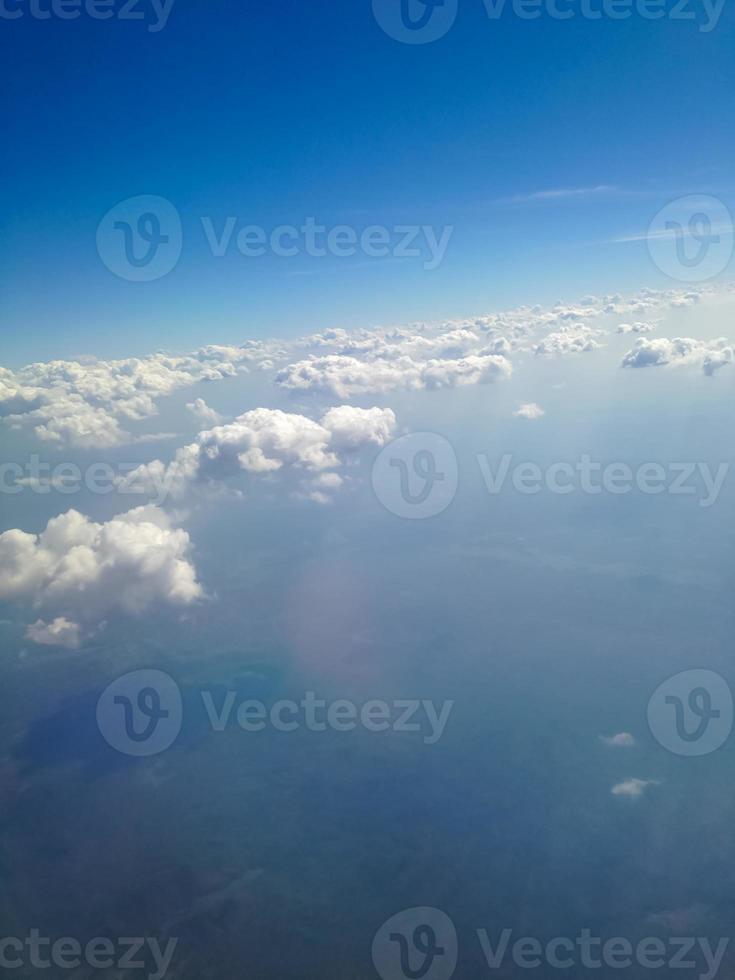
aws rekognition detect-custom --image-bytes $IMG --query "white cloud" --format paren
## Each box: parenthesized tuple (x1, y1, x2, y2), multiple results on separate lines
(600, 732, 636, 748)
(514, 402, 545, 420)
(26, 617, 82, 650)
(186, 397, 224, 426)
(320, 405, 397, 451)
(119, 406, 397, 503)
(0, 342, 278, 449)
(1, 284, 725, 449)
(276, 352, 511, 398)
(494, 186, 619, 205)
(614, 225, 734, 245)
(621, 337, 733, 375)
(611, 778, 658, 798)
(0, 506, 202, 629)
(534, 325, 604, 356)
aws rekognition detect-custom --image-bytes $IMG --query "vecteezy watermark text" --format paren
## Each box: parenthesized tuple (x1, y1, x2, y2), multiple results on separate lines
(201, 216, 454, 271)
(480, 0, 724, 32)
(373, 0, 724, 44)
(372, 908, 730, 980)
(474, 929, 728, 977)
(0, 457, 167, 499)
(477, 455, 730, 508)
(0, 0, 175, 31)
(0, 932, 177, 979)
(200, 690, 453, 744)
(373, 434, 732, 519)
(97, 670, 454, 756)
(96, 195, 454, 281)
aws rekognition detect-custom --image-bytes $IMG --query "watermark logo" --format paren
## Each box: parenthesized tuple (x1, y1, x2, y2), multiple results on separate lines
(97, 669, 183, 757)
(648, 669, 733, 757)
(372, 433, 459, 519)
(647, 195, 734, 283)
(97, 195, 182, 282)
(372, 0, 458, 43)
(372, 908, 458, 980)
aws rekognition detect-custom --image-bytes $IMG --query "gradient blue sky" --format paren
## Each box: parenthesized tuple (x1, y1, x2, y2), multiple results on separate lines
(2, 0, 734, 364)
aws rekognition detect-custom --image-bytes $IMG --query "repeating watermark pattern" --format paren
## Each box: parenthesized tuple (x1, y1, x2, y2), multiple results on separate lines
(373, 0, 726, 43)
(648, 670, 734, 757)
(647, 195, 734, 283)
(97, 670, 454, 756)
(373, 909, 730, 979)
(372, 433, 459, 519)
(0, 932, 177, 979)
(0, 0, 176, 30)
(373, 434, 731, 519)
(96, 195, 453, 281)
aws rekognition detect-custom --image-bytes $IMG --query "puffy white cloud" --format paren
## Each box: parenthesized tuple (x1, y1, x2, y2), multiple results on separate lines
(0, 374, 44, 417)
(186, 397, 224, 426)
(534, 325, 604, 356)
(514, 402, 545, 420)
(0, 342, 279, 449)
(276, 352, 511, 398)
(611, 778, 658, 798)
(600, 732, 636, 748)
(320, 405, 397, 451)
(0, 506, 202, 627)
(621, 337, 733, 375)
(1, 284, 727, 448)
(26, 617, 81, 650)
(119, 406, 397, 503)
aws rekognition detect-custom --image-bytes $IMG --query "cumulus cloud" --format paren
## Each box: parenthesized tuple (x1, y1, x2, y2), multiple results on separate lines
(534, 325, 604, 356)
(320, 405, 397, 451)
(600, 732, 636, 748)
(0, 506, 202, 630)
(611, 778, 659, 798)
(186, 397, 224, 426)
(0, 342, 278, 449)
(621, 337, 733, 375)
(1, 284, 724, 448)
(119, 406, 397, 503)
(26, 617, 82, 650)
(276, 352, 511, 398)
(514, 402, 545, 420)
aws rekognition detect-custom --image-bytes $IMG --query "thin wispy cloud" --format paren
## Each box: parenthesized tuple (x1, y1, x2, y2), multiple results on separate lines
(493, 185, 619, 205)
(612, 223, 735, 244)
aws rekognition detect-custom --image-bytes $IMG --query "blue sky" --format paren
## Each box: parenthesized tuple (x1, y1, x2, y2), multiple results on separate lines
(2, 0, 735, 364)
(2, 6, 735, 968)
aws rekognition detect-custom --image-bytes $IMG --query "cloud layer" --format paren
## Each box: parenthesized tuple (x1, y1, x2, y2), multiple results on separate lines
(3, 285, 721, 449)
